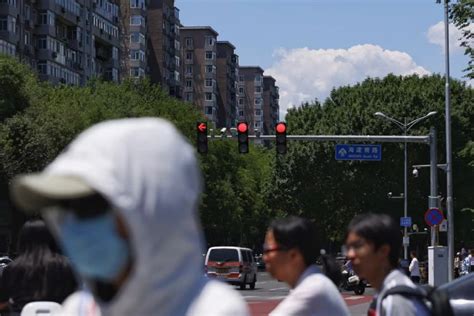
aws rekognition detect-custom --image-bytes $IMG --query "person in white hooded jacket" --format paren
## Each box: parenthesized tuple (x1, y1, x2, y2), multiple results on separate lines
(10, 117, 249, 316)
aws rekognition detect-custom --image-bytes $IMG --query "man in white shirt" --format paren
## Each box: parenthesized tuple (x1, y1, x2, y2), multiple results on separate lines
(409, 251, 421, 284)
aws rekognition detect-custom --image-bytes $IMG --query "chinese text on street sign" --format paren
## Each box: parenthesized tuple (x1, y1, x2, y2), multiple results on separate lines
(335, 144, 382, 161)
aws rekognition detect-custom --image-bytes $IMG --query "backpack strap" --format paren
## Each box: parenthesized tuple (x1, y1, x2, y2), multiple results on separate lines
(378, 285, 427, 316)
(380, 285, 427, 301)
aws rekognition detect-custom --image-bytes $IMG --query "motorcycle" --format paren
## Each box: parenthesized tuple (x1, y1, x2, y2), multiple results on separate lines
(340, 266, 366, 295)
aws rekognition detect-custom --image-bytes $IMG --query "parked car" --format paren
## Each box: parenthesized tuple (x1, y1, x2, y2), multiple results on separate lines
(205, 246, 257, 290)
(438, 272, 474, 315)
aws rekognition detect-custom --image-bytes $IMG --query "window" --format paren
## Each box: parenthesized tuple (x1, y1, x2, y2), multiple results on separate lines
(185, 37, 193, 47)
(205, 79, 213, 87)
(37, 36, 47, 49)
(238, 87, 244, 94)
(0, 17, 7, 31)
(185, 80, 192, 88)
(37, 63, 47, 74)
(205, 65, 214, 73)
(130, 67, 145, 77)
(255, 86, 262, 93)
(205, 106, 213, 114)
(185, 93, 193, 101)
(255, 122, 261, 128)
(130, 49, 144, 61)
(205, 36, 214, 46)
(130, 15, 144, 26)
(24, 31, 30, 45)
(239, 75, 244, 82)
(24, 4, 31, 20)
(185, 65, 193, 74)
(185, 51, 193, 61)
(130, 32, 145, 44)
(255, 74, 262, 82)
(205, 93, 213, 101)
(239, 110, 244, 116)
(238, 98, 244, 105)
(205, 51, 213, 60)
(255, 109, 261, 115)
(255, 98, 262, 105)
(130, 0, 144, 9)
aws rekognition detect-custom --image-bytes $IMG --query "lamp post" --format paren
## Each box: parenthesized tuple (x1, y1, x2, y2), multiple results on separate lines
(375, 111, 437, 260)
(436, 0, 454, 283)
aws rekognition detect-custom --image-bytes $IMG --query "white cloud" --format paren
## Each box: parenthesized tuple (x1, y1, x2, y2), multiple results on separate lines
(265, 44, 430, 118)
(427, 21, 473, 54)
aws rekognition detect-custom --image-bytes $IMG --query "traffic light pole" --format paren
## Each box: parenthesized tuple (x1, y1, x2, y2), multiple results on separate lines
(209, 134, 430, 144)
(208, 131, 451, 284)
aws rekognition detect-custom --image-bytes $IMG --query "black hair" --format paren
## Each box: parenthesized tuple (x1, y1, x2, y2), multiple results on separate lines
(269, 216, 341, 285)
(0, 220, 78, 312)
(347, 213, 401, 268)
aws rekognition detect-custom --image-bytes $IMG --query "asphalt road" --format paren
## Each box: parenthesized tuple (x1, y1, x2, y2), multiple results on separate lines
(234, 272, 375, 316)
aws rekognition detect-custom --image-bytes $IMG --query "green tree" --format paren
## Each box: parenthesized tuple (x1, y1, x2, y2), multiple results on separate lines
(450, 0, 474, 79)
(273, 74, 473, 248)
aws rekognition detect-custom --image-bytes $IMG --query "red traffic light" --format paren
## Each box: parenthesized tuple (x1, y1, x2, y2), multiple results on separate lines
(276, 122, 286, 134)
(197, 122, 207, 132)
(237, 122, 248, 133)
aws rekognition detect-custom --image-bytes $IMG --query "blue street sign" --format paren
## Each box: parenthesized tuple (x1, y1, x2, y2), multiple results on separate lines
(335, 144, 382, 161)
(424, 208, 444, 226)
(400, 217, 412, 227)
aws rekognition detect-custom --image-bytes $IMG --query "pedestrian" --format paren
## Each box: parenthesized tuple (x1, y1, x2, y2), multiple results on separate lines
(345, 213, 429, 316)
(408, 251, 421, 284)
(0, 220, 77, 314)
(263, 216, 349, 316)
(464, 249, 474, 273)
(10, 118, 249, 316)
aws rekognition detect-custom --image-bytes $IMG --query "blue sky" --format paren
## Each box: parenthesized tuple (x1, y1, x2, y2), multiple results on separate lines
(178, 0, 473, 116)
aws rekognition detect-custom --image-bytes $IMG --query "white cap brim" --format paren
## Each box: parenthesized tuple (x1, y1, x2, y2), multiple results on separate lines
(10, 174, 96, 212)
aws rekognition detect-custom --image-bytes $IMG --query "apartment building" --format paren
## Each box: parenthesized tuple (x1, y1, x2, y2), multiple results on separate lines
(216, 41, 238, 128)
(263, 75, 279, 135)
(238, 66, 264, 135)
(180, 26, 219, 126)
(145, 0, 181, 96)
(0, 0, 121, 84)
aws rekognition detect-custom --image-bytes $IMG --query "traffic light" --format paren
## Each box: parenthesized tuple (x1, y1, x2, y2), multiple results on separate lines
(197, 122, 208, 154)
(237, 122, 249, 153)
(275, 122, 287, 154)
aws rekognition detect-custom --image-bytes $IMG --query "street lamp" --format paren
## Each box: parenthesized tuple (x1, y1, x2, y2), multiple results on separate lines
(375, 111, 437, 260)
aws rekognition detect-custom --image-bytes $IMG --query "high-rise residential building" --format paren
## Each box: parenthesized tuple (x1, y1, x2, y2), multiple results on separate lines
(180, 26, 219, 126)
(119, 0, 146, 80)
(238, 66, 264, 134)
(145, 0, 181, 96)
(0, 0, 121, 85)
(216, 41, 238, 128)
(263, 76, 279, 135)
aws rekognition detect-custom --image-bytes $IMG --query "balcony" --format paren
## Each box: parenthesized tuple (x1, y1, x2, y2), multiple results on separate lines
(0, 3, 18, 16)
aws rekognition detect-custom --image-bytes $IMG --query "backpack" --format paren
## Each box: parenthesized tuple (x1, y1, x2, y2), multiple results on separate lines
(379, 284, 454, 316)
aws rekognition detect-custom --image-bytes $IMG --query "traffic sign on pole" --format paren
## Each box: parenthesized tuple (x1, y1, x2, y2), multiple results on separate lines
(335, 144, 382, 161)
(400, 217, 412, 228)
(424, 208, 444, 226)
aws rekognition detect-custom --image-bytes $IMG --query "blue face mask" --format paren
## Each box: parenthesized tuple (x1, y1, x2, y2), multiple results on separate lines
(58, 211, 130, 282)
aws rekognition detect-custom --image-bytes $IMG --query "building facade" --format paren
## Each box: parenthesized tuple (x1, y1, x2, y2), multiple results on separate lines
(238, 66, 264, 135)
(216, 41, 238, 128)
(263, 75, 279, 135)
(145, 0, 181, 96)
(180, 26, 219, 126)
(0, 0, 121, 84)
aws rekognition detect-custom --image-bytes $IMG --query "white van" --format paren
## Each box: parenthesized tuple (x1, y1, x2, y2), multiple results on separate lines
(205, 246, 257, 290)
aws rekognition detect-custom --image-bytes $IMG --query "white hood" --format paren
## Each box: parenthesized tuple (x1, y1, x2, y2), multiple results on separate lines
(43, 118, 209, 315)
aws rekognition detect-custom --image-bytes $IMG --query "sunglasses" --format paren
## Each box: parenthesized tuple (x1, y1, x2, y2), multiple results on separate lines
(262, 244, 289, 254)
